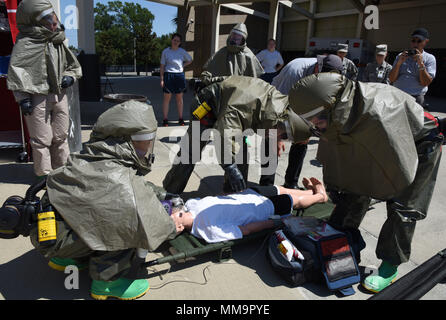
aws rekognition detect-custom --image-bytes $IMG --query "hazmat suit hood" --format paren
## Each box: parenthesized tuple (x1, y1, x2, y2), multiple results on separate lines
(200, 24, 263, 83)
(46, 100, 177, 251)
(90, 100, 159, 174)
(7, 0, 82, 95)
(227, 23, 248, 53)
(15, 0, 53, 26)
(286, 109, 313, 142)
(288, 72, 351, 117)
(288, 73, 426, 200)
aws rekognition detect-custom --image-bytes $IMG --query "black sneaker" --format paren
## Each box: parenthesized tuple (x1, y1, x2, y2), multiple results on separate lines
(163, 119, 169, 127)
(283, 182, 298, 189)
(178, 119, 185, 126)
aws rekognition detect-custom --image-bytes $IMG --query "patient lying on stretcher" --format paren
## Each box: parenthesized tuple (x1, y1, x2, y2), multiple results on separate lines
(170, 178, 328, 243)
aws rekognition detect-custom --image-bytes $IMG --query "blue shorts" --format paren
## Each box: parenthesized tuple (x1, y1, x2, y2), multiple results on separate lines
(260, 71, 279, 84)
(163, 72, 186, 94)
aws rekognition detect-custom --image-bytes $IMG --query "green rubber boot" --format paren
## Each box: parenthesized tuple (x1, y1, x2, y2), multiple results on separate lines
(362, 261, 398, 293)
(48, 257, 88, 272)
(90, 278, 149, 300)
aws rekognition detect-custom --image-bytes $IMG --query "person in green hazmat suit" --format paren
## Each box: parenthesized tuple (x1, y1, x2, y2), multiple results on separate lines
(197, 23, 265, 184)
(162, 75, 314, 195)
(287, 72, 444, 293)
(7, 0, 82, 178)
(30, 100, 182, 300)
(199, 23, 264, 86)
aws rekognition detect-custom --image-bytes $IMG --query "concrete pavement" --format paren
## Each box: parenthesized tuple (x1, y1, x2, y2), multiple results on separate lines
(1, 76, 445, 300)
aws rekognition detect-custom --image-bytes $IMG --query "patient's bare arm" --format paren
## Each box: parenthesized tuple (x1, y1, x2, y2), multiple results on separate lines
(238, 220, 275, 236)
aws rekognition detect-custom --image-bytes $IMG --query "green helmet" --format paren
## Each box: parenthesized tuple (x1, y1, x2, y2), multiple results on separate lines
(91, 100, 158, 141)
(288, 73, 348, 118)
(284, 108, 313, 143)
(16, 0, 55, 28)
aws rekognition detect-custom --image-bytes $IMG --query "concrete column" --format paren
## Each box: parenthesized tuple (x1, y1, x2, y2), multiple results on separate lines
(177, 5, 196, 78)
(356, 12, 365, 38)
(76, 0, 95, 54)
(268, 0, 279, 40)
(210, 4, 221, 55)
(276, 5, 284, 49)
(305, 0, 316, 53)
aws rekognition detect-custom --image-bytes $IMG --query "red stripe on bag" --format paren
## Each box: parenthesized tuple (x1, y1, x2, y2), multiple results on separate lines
(424, 111, 439, 127)
(320, 237, 350, 257)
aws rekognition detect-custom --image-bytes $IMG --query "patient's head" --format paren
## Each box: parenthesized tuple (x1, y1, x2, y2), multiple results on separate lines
(171, 209, 194, 233)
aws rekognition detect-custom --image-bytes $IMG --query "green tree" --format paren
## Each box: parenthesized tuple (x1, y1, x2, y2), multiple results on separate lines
(94, 1, 160, 71)
(153, 33, 173, 64)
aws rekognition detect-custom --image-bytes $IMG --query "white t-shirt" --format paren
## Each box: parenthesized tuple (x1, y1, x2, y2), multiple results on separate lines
(185, 189, 275, 243)
(160, 47, 192, 73)
(256, 49, 284, 73)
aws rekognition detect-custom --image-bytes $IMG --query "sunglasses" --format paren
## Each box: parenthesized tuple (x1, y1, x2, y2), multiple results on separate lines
(411, 38, 423, 43)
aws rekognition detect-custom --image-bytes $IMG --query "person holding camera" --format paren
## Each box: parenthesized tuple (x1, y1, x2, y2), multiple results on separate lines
(389, 28, 436, 108)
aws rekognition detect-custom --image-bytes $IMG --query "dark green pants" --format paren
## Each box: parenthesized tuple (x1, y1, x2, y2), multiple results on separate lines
(30, 220, 135, 281)
(163, 120, 249, 194)
(328, 138, 442, 266)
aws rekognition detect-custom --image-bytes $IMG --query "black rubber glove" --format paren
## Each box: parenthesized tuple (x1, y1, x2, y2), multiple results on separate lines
(19, 98, 34, 116)
(61, 76, 74, 89)
(223, 163, 247, 193)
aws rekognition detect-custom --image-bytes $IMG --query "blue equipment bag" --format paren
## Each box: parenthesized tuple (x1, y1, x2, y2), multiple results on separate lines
(267, 217, 361, 296)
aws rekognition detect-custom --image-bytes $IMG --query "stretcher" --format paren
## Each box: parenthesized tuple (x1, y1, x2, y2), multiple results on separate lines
(142, 201, 335, 268)
(8, 178, 336, 271)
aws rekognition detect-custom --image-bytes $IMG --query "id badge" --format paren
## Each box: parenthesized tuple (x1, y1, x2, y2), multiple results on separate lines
(377, 70, 385, 79)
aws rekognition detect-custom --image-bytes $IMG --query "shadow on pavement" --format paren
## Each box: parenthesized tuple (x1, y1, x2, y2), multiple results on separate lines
(0, 163, 36, 185)
(0, 249, 92, 300)
(181, 175, 225, 200)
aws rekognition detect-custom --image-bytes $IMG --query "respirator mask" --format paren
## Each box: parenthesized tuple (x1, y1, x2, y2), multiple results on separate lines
(37, 10, 62, 32)
(131, 132, 156, 166)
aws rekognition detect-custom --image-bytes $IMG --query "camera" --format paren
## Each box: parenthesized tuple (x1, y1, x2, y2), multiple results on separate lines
(407, 49, 418, 56)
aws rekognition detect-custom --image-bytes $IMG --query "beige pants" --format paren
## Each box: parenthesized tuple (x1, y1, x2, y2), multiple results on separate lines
(25, 94, 70, 176)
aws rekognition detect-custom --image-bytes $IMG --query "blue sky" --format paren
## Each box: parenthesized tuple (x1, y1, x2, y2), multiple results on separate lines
(60, 0, 177, 47)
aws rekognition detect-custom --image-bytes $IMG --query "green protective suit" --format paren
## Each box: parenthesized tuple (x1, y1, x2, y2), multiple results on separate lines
(289, 73, 443, 265)
(289, 72, 433, 200)
(163, 76, 311, 194)
(46, 100, 177, 252)
(7, 0, 82, 95)
(200, 24, 264, 85)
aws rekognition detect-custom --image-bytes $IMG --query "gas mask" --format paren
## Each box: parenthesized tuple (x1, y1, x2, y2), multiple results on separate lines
(37, 10, 61, 32)
(278, 109, 314, 144)
(228, 32, 245, 46)
(131, 132, 156, 166)
(299, 107, 329, 137)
